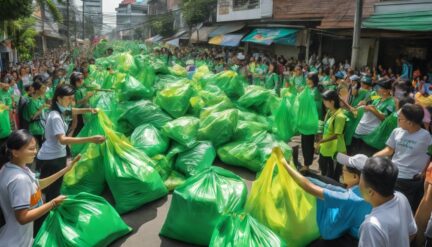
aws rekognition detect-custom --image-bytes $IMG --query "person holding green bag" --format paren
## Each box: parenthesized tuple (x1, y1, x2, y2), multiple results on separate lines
(280, 152, 371, 246)
(288, 65, 306, 92)
(316, 90, 347, 181)
(0, 129, 81, 247)
(23, 82, 50, 148)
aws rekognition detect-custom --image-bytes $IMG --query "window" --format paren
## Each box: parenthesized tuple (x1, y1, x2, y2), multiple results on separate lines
(233, 0, 259, 11)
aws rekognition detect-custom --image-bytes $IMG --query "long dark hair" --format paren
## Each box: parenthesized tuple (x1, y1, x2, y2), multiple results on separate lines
(69, 72, 83, 88)
(0, 130, 34, 167)
(51, 84, 75, 114)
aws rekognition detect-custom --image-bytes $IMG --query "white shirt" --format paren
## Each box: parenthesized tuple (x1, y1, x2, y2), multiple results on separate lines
(355, 111, 382, 135)
(37, 110, 68, 160)
(359, 192, 417, 247)
(0, 163, 43, 247)
(386, 127, 432, 179)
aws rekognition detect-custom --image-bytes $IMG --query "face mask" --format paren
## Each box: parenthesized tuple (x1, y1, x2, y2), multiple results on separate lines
(56, 102, 71, 113)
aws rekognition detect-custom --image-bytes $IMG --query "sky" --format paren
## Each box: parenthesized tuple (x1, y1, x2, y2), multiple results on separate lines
(103, 0, 123, 14)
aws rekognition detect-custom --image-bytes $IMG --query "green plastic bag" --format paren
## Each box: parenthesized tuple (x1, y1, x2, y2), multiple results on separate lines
(344, 107, 364, 146)
(295, 87, 319, 135)
(118, 75, 154, 101)
(118, 100, 172, 134)
(233, 120, 268, 141)
(100, 113, 168, 214)
(237, 86, 279, 116)
(70, 114, 104, 157)
(238, 111, 270, 126)
(174, 141, 216, 177)
(211, 70, 245, 99)
(0, 106, 12, 138)
(198, 109, 238, 147)
(34, 193, 132, 247)
(272, 96, 296, 141)
(155, 81, 194, 118)
(131, 124, 169, 157)
(245, 148, 319, 247)
(164, 170, 186, 191)
(161, 116, 200, 147)
(363, 113, 398, 150)
(199, 99, 234, 120)
(61, 143, 105, 195)
(210, 212, 287, 247)
(115, 52, 138, 74)
(160, 167, 248, 245)
(217, 140, 263, 172)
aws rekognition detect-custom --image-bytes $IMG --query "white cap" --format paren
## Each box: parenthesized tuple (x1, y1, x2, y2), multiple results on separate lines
(237, 52, 245, 60)
(349, 75, 360, 81)
(336, 153, 368, 171)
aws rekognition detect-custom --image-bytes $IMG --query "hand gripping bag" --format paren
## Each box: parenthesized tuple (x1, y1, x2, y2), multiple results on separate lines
(209, 212, 286, 247)
(33, 193, 131, 247)
(245, 147, 319, 247)
(160, 167, 248, 245)
(100, 112, 168, 214)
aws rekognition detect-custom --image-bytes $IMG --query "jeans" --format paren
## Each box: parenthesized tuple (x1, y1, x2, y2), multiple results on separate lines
(319, 154, 342, 182)
(396, 177, 424, 213)
(301, 134, 315, 167)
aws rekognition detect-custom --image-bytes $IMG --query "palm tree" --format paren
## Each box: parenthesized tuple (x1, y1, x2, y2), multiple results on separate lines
(36, 0, 63, 54)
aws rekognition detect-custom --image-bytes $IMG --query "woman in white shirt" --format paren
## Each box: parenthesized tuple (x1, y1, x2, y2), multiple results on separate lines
(0, 130, 80, 246)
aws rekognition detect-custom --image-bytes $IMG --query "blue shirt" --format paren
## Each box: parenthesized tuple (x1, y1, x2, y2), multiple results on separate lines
(315, 182, 372, 239)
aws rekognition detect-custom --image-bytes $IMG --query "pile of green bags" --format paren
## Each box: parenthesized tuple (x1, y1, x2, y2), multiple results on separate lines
(131, 124, 169, 157)
(162, 116, 199, 147)
(197, 109, 238, 147)
(34, 193, 131, 246)
(160, 167, 248, 245)
(155, 80, 194, 118)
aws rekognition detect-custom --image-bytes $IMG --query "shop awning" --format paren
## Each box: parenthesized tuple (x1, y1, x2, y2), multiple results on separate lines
(163, 30, 188, 41)
(145, 34, 163, 43)
(242, 28, 298, 45)
(166, 38, 180, 47)
(209, 34, 245, 47)
(209, 23, 245, 37)
(191, 26, 217, 43)
(362, 10, 432, 31)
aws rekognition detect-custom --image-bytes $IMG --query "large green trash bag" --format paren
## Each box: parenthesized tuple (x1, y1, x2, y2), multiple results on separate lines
(233, 120, 268, 141)
(363, 113, 398, 150)
(237, 86, 279, 116)
(199, 98, 234, 120)
(174, 141, 216, 177)
(118, 100, 172, 135)
(344, 107, 364, 146)
(254, 132, 293, 163)
(149, 58, 169, 74)
(0, 106, 12, 138)
(100, 113, 168, 214)
(118, 75, 154, 101)
(130, 124, 169, 157)
(272, 96, 297, 141)
(198, 109, 238, 147)
(71, 114, 104, 156)
(217, 140, 263, 172)
(155, 81, 194, 118)
(211, 70, 245, 99)
(164, 170, 186, 191)
(245, 148, 319, 247)
(168, 64, 187, 77)
(160, 167, 248, 245)
(209, 212, 287, 247)
(61, 143, 105, 195)
(161, 116, 200, 147)
(295, 87, 319, 135)
(33, 192, 132, 247)
(238, 111, 270, 126)
(115, 52, 138, 74)
(189, 85, 228, 116)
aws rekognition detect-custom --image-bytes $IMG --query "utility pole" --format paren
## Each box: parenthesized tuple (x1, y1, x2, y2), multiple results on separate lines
(66, 0, 70, 51)
(351, 0, 363, 70)
(82, 0, 85, 39)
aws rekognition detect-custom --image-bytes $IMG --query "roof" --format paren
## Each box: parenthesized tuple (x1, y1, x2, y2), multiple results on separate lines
(120, 0, 136, 5)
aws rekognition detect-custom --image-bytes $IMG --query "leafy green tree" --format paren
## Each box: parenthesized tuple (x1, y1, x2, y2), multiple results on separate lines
(181, 0, 216, 43)
(3, 18, 37, 61)
(150, 12, 175, 37)
(0, 0, 33, 21)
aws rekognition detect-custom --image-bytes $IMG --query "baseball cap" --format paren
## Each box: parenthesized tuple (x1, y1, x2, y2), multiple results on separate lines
(336, 153, 368, 171)
(349, 75, 360, 81)
(360, 75, 372, 85)
(335, 71, 345, 79)
(377, 79, 393, 90)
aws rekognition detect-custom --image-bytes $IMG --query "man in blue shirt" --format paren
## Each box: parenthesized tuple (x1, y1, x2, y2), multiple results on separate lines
(280, 153, 372, 246)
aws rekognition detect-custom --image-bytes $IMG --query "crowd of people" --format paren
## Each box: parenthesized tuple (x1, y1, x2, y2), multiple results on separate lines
(0, 43, 432, 246)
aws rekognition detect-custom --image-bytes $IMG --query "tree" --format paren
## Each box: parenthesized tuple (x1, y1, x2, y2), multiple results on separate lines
(3, 18, 37, 61)
(150, 12, 175, 37)
(36, 0, 64, 54)
(181, 0, 216, 43)
(0, 0, 33, 22)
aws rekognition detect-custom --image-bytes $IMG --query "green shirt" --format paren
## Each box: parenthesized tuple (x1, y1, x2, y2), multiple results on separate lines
(264, 72, 278, 90)
(311, 87, 323, 119)
(289, 75, 306, 90)
(320, 108, 347, 157)
(372, 97, 396, 117)
(24, 97, 45, 135)
(350, 89, 369, 107)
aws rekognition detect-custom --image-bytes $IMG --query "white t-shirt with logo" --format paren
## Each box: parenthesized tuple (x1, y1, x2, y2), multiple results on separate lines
(386, 127, 432, 179)
(0, 163, 43, 247)
(359, 192, 417, 247)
